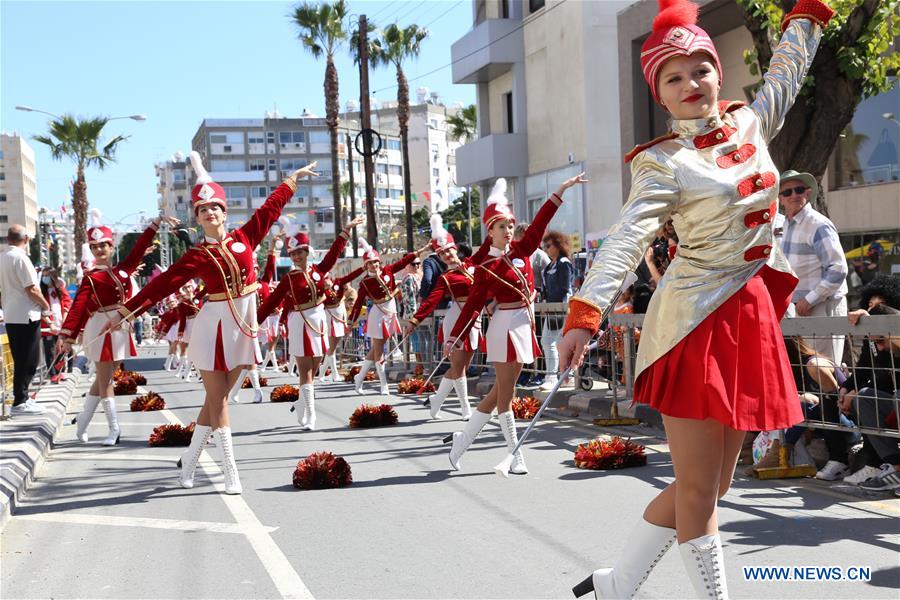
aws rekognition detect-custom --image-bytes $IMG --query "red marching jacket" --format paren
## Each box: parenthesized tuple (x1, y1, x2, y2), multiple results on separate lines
(121, 182, 295, 320)
(155, 309, 180, 337)
(257, 231, 351, 322)
(408, 238, 493, 326)
(324, 266, 364, 309)
(348, 252, 418, 324)
(174, 295, 202, 336)
(60, 222, 159, 343)
(450, 194, 563, 344)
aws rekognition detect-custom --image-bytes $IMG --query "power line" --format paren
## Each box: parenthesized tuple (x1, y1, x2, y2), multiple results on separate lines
(373, 0, 569, 95)
(368, 0, 402, 20)
(423, 0, 464, 28)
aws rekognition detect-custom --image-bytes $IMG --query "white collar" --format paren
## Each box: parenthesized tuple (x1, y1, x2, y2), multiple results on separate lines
(488, 246, 504, 257)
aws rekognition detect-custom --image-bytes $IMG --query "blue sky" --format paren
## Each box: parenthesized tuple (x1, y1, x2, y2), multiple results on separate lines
(1, 0, 475, 226)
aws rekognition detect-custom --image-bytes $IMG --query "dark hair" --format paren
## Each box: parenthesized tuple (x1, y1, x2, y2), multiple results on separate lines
(542, 231, 571, 258)
(859, 274, 900, 311)
(869, 303, 900, 316)
(40, 268, 63, 299)
(783, 336, 822, 388)
(457, 243, 472, 259)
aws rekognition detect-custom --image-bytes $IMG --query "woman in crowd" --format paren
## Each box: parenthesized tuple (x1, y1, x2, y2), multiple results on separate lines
(103, 152, 319, 494)
(404, 215, 491, 420)
(59, 210, 175, 446)
(349, 239, 432, 395)
(40, 268, 72, 376)
(444, 174, 587, 474)
(558, 0, 834, 596)
(257, 215, 364, 429)
(539, 231, 575, 390)
(172, 281, 202, 382)
(318, 264, 364, 383)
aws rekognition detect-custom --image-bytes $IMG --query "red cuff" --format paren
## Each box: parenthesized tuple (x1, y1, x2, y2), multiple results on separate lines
(562, 298, 603, 336)
(782, 0, 834, 32)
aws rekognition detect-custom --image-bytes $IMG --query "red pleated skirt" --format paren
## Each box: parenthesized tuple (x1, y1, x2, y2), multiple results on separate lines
(634, 266, 803, 432)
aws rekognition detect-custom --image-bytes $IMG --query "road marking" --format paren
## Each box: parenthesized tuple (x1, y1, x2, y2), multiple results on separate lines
(161, 409, 313, 599)
(14, 512, 277, 534)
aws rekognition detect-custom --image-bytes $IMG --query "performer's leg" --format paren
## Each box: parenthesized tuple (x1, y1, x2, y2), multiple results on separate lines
(227, 369, 247, 403)
(297, 356, 320, 430)
(247, 365, 263, 403)
(197, 368, 243, 494)
(356, 338, 383, 394)
(289, 356, 309, 426)
(75, 360, 110, 442)
(449, 349, 475, 419)
(495, 361, 526, 472)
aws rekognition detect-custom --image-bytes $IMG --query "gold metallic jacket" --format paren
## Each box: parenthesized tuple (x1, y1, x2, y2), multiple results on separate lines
(572, 17, 824, 380)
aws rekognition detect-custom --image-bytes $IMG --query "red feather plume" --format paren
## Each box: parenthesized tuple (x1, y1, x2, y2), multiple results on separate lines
(652, 0, 699, 32)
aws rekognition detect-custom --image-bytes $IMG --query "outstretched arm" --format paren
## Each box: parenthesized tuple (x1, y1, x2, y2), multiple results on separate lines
(447, 268, 490, 347)
(240, 162, 319, 249)
(409, 275, 449, 326)
(257, 277, 291, 323)
(511, 173, 587, 258)
(117, 220, 160, 274)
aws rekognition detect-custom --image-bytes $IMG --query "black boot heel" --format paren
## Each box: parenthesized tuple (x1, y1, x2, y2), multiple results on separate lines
(71, 417, 77, 425)
(572, 574, 594, 598)
(177, 458, 182, 468)
(290, 406, 295, 412)
(443, 434, 453, 444)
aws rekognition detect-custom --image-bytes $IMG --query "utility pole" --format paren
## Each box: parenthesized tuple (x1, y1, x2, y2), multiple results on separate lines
(346, 132, 359, 257)
(358, 14, 378, 248)
(159, 222, 171, 269)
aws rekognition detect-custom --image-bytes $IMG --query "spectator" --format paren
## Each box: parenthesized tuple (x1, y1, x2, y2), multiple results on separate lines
(39, 268, 72, 376)
(399, 259, 423, 361)
(838, 303, 900, 491)
(418, 245, 447, 308)
(780, 170, 849, 363)
(0, 224, 51, 413)
(540, 231, 575, 390)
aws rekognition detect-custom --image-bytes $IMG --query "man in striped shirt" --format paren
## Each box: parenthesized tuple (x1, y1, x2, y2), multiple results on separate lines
(780, 170, 849, 364)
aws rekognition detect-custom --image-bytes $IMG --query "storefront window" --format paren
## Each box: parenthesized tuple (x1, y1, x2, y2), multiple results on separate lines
(832, 80, 899, 189)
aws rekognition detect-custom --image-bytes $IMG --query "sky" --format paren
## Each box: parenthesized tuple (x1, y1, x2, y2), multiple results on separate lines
(1, 0, 475, 227)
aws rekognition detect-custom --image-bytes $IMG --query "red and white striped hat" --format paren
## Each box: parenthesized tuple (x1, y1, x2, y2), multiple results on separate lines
(189, 151, 226, 214)
(640, 0, 722, 106)
(86, 208, 113, 245)
(429, 214, 456, 253)
(483, 178, 514, 229)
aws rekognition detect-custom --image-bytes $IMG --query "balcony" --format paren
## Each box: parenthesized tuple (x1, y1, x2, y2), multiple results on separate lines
(451, 19, 523, 84)
(210, 171, 265, 183)
(454, 133, 527, 186)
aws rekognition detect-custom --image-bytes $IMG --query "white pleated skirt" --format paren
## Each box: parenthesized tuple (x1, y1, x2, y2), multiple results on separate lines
(164, 323, 179, 343)
(258, 314, 281, 344)
(365, 299, 401, 340)
(288, 304, 329, 358)
(442, 302, 483, 353)
(326, 304, 349, 338)
(187, 294, 261, 372)
(182, 318, 196, 344)
(83, 309, 136, 363)
(485, 306, 539, 364)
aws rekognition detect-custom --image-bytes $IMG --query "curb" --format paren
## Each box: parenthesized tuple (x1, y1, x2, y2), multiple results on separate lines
(0, 371, 84, 531)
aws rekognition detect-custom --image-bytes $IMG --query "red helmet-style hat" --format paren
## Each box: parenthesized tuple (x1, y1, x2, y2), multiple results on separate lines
(483, 177, 514, 229)
(359, 238, 381, 264)
(86, 208, 114, 245)
(640, 0, 722, 105)
(287, 231, 312, 252)
(429, 214, 456, 253)
(189, 151, 226, 214)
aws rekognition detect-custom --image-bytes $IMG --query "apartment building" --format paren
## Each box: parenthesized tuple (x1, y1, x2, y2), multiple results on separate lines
(0, 133, 39, 242)
(155, 152, 192, 224)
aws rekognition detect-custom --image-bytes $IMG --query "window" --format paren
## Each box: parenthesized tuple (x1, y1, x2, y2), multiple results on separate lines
(388, 165, 402, 176)
(429, 119, 438, 129)
(376, 163, 388, 174)
(210, 132, 243, 144)
(293, 186, 309, 203)
(529, 0, 545, 13)
(248, 132, 265, 144)
(315, 210, 334, 224)
(225, 186, 246, 199)
(432, 168, 440, 178)
(210, 134, 227, 144)
(266, 131, 275, 144)
(211, 159, 244, 172)
(172, 170, 185, 182)
(280, 158, 308, 172)
(339, 159, 347, 171)
(431, 143, 439, 153)
(0, 215, 7, 223)
(279, 131, 305, 145)
(1, 194, 8, 202)
(268, 159, 277, 171)
(353, 160, 361, 172)
(390, 189, 402, 199)
(177, 195, 184, 204)
(386, 139, 401, 151)
(501, 0, 510, 18)
(309, 131, 330, 144)
(0, 173, 5, 180)
(831, 80, 899, 188)
(251, 186, 268, 198)
(377, 188, 389, 198)
(249, 159, 266, 171)
(504, 92, 514, 133)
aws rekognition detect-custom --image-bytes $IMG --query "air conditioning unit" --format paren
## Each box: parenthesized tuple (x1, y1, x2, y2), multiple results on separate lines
(294, 143, 300, 147)
(268, 148, 275, 154)
(281, 143, 287, 148)
(223, 146, 232, 152)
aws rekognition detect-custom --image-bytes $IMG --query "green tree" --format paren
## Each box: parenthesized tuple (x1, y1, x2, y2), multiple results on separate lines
(117, 230, 186, 279)
(441, 188, 482, 248)
(32, 115, 129, 252)
(291, 0, 349, 240)
(369, 23, 429, 252)
(738, 0, 900, 214)
(446, 104, 477, 143)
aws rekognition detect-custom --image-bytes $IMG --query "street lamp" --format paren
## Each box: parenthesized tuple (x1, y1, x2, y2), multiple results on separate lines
(884, 113, 900, 128)
(16, 105, 147, 122)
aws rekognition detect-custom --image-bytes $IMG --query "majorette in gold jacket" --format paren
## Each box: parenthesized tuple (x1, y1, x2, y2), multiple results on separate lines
(566, 16, 826, 381)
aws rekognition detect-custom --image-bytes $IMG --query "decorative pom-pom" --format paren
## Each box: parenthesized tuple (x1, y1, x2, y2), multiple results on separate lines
(651, 0, 699, 33)
(130, 391, 166, 411)
(512, 396, 542, 420)
(292, 451, 353, 489)
(344, 366, 376, 382)
(270, 384, 299, 403)
(396, 376, 434, 395)
(149, 422, 196, 447)
(189, 151, 212, 185)
(573, 436, 647, 470)
(349, 403, 399, 428)
(241, 376, 268, 389)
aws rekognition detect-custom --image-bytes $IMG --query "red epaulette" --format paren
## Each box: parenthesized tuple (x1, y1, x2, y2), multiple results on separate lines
(718, 100, 746, 114)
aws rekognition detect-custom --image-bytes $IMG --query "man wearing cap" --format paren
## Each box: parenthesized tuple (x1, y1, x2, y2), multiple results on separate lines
(780, 169, 848, 363)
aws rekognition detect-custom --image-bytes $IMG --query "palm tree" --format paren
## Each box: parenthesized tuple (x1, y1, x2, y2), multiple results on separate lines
(446, 104, 477, 143)
(370, 23, 429, 252)
(291, 0, 348, 241)
(33, 115, 128, 253)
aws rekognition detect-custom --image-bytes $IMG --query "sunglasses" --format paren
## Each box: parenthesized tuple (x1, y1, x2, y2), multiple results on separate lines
(779, 185, 807, 198)
(412, 262, 422, 266)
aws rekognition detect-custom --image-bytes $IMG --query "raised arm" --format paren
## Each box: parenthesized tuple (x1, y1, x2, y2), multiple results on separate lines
(119, 250, 204, 320)
(511, 173, 586, 258)
(750, 0, 834, 142)
(260, 251, 276, 285)
(240, 163, 320, 248)
(385, 252, 417, 276)
(117, 221, 159, 274)
(257, 277, 291, 323)
(335, 265, 365, 287)
(469, 236, 494, 266)
(564, 151, 678, 335)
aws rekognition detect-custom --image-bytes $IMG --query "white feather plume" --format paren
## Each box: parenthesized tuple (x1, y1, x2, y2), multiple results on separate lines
(430, 213, 448, 243)
(275, 239, 284, 251)
(487, 177, 508, 207)
(359, 237, 373, 254)
(89, 208, 103, 227)
(189, 151, 212, 185)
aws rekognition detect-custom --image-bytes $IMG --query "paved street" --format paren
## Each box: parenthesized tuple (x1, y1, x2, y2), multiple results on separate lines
(2, 346, 898, 599)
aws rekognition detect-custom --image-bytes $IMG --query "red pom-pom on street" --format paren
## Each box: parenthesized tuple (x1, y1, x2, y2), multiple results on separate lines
(349, 403, 399, 428)
(344, 366, 376, 382)
(114, 377, 138, 396)
(270, 384, 299, 403)
(130, 391, 166, 411)
(241, 376, 268, 388)
(396, 376, 434, 395)
(574, 436, 647, 470)
(292, 451, 353, 489)
(149, 422, 196, 447)
(512, 396, 542, 420)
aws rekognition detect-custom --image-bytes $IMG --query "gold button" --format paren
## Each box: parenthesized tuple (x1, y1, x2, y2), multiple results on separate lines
(755, 178, 764, 187)
(763, 211, 770, 219)
(763, 247, 771, 255)
(715, 132, 724, 140)
(733, 153, 741, 161)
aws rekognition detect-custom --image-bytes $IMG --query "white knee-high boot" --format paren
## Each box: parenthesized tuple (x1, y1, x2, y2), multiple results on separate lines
(497, 410, 527, 474)
(679, 534, 729, 599)
(453, 377, 472, 420)
(248, 369, 263, 403)
(100, 398, 121, 446)
(316, 360, 328, 381)
(375, 361, 389, 395)
(329, 354, 339, 382)
(178, 424, 213, 488)
(572, 518, 677, 598)
(214, 427, 242, 495)
(354, 359, 374, 394)
(164, 354, 175, 371)
(448, 409, 492, 471)
(301, 384, 316, 430)
(228, 369, 246, 403)
(73, 393, 101, 442)
(428, 377, 455, 419)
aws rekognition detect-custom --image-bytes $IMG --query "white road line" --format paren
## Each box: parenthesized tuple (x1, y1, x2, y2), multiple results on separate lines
(14, 512, 276, 534)
(160, 409, 313, 599)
